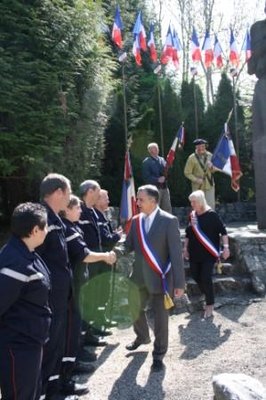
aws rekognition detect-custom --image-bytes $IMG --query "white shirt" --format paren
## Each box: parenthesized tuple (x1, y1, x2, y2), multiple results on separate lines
(144, 206, 159, 232)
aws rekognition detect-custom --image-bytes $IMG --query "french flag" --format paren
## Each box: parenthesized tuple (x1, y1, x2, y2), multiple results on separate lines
(214, 35, 223, 68)
(161, 25, 174, 65)
(211, 124, 242, 192)
(147, 24, 157, 63)
(112, 6, 123, 49)
(229, 29, 239, 66)
(202, 30, 214, 68)
(165, 124, 185, 169)
(133, 35, 142, 66)
(120, 151, 137, 233)
(133, 11, 147, 51)
(242, 29, 251, 61)
(191, 27, 201, 62)
(172, 29, 181, 69)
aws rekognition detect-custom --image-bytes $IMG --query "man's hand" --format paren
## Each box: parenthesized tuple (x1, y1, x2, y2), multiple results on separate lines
(174, 288, 185, 298)
(105, 251, 117, 265)
(196, 177, 203, 185)
(158, 176, 166, 183)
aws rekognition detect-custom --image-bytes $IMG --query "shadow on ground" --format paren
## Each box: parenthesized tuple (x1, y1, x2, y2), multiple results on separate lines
(108, 351, 166, 400)
(178, 313, 231, 359)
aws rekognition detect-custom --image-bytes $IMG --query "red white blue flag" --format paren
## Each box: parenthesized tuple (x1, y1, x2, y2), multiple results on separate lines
(161, 25, 174, 65)
(191, 27, 201, 62)
(229, 29, 239, 66)
(132, 12, 147, 65)
(241, 29, 251, 61)
(211, 124, 242, 192)
(172, 29, 181, 69)
(120, 151, 137, 233)
(133, 12, 147, 50)
(112, 6, 123, 49)
(214, 35, 223, 68)
(165, 124, 185, 169)
(202, 30, 214, 68)
(147, 24, 157, 63)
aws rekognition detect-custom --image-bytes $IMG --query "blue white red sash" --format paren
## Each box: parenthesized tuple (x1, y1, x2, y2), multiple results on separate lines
(190, 210, 220, 258)
(135, 214, 171, 296)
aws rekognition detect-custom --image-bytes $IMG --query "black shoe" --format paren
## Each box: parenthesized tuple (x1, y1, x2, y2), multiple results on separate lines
(125, 338, 151, 351)
(61, 380, 89, 396)
(46, 395, 79, 400)
(72, 361, 95, 375)
(77, 348, 97, 362)
(151, 359, 164, 372)
(91, 326, 112, 337)
(83, 333, 107, 347)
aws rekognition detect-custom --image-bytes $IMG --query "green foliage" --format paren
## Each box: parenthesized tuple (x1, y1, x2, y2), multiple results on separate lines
(0, 0, 116, 214)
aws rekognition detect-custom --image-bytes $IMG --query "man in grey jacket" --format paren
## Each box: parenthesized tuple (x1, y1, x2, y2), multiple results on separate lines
(123, 185, 185, 372)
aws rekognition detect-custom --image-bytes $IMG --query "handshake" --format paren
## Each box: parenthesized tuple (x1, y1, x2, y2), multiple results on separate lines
(105, 251, 117, 265)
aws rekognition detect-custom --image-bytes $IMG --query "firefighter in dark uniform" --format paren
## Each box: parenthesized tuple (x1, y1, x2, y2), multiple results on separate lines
(94, 189, 122, 324)
(36, 173, 88, 399)
(78, 180, 118, 335)
(60, 195, 116, 381)
(0, 202, 51, 400)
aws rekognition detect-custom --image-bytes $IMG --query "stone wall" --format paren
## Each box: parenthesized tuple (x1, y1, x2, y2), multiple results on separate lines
(173, 202, 256, 228)
(108, 202, 257, 229)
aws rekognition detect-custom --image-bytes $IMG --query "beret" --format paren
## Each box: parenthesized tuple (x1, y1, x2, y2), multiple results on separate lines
(193, 138, 208, 145)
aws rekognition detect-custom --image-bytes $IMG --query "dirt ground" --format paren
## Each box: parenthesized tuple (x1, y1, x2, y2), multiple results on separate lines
(78, 295, 266, 400)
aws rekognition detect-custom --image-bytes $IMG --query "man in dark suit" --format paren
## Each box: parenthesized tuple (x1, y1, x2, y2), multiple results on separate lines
(142, 143, 172, 213)
(123, 184, 185, 372)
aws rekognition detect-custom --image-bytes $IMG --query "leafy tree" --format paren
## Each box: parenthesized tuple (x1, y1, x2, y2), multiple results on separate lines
(0, 0, 116, 214)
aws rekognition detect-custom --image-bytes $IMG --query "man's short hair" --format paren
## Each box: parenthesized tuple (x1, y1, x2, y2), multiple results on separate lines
(11, 202, 47, 238)
(79, 180, 100, 197)
(138, 184, 159, 203)
(40, 173, 70, 200)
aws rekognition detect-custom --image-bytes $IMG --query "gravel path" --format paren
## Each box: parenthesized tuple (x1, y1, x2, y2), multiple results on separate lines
(77, 296, 266, 400)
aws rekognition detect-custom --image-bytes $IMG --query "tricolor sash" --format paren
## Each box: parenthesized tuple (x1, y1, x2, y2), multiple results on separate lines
(135, 214, 174, 309)
(190, 210, 220, 258)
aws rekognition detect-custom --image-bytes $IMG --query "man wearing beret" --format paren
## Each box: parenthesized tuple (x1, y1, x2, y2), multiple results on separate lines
(184, 139, 216, 209)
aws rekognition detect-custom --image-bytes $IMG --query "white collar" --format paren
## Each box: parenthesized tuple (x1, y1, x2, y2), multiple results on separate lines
(143, 206, 159, 228)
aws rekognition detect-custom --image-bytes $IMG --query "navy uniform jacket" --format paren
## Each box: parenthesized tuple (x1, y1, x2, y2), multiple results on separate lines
(0, 236, 51, 345)
(78, 203, 101, 251)
(142, 156, 167, 188)
(63, 218, 90, 268)
(36, 204, 71, 310)
(94, 209, 120, 251)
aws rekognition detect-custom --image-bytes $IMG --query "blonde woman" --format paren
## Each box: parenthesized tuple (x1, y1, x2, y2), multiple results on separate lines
(183, 190, 230, 318)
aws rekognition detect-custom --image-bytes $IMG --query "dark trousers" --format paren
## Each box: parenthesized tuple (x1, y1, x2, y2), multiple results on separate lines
(0, 331, 43, 400)
(189, 260, 215, 305)
(61, 296, 82, 381)
(128, 286, 169, 361)
(41, 304, 67, 398)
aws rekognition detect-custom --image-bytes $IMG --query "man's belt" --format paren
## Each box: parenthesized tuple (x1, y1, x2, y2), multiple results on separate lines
(156, 182, 167, 189)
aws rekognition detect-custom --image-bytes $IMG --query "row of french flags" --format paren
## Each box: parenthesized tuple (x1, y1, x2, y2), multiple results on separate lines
(120, 123, 242, 230)
(112, 6, 251, 69)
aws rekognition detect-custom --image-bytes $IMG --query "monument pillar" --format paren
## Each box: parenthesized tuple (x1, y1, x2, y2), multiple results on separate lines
(248, 3, 266, 229)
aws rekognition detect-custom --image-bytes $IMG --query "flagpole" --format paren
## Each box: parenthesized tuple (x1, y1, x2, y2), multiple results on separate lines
(193, 77, 199, 138)
(121, 63, 129, 149)
(232, 75, 240, 201)
(157, 79, 164, 156)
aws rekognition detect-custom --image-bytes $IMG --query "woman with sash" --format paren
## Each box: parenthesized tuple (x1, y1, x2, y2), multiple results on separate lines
(183, 190, 230, 318)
